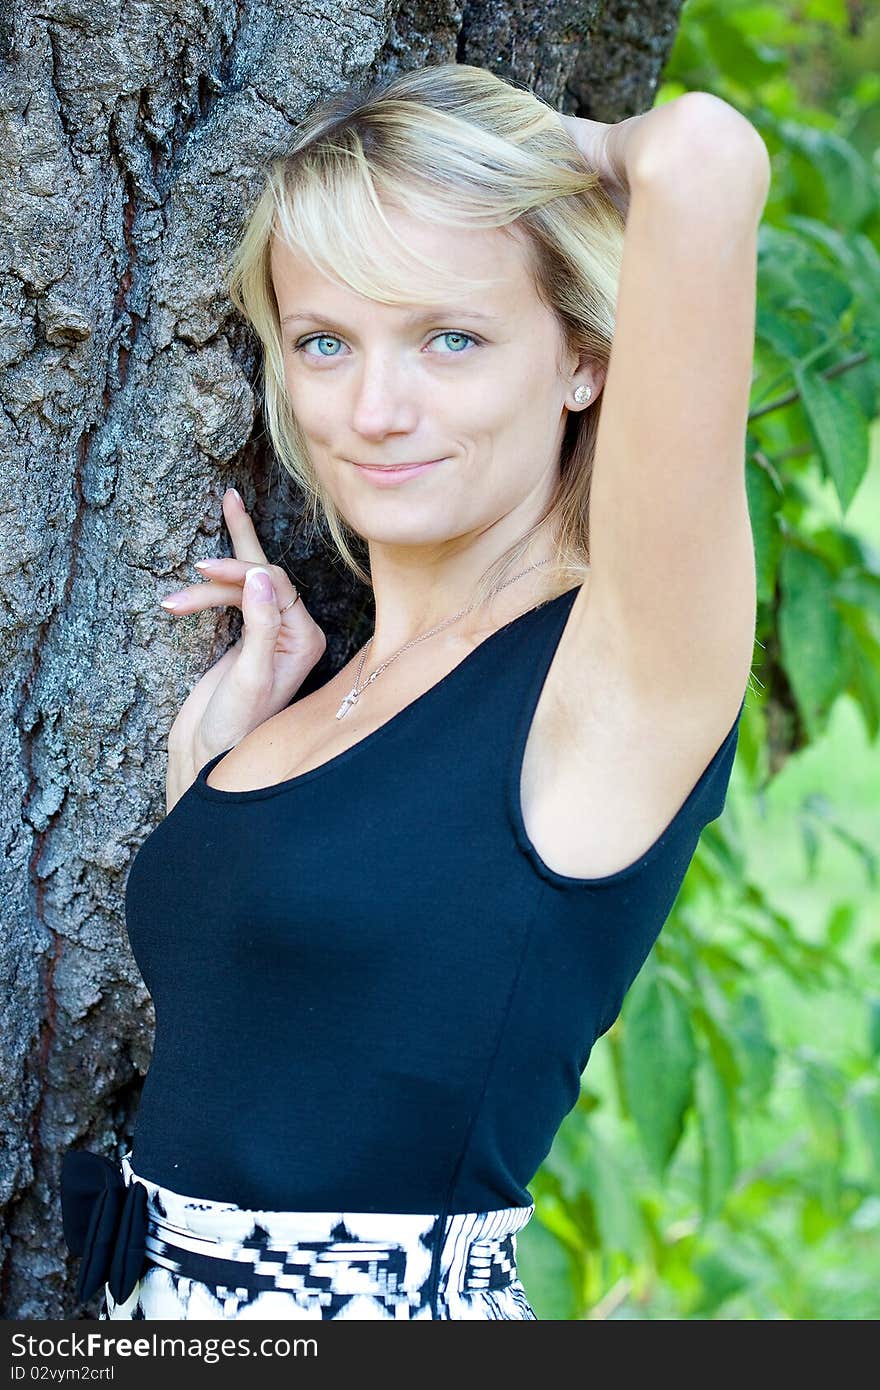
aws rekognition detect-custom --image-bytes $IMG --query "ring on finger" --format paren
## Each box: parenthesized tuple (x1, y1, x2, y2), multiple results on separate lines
(279, 591, 300, 614)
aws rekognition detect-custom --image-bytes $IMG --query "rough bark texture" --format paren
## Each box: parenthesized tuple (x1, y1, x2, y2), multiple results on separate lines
(0, 0, 682, 1318)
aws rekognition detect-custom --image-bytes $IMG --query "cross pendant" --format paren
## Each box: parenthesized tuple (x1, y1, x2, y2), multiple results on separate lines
(335, 686, 360, 720)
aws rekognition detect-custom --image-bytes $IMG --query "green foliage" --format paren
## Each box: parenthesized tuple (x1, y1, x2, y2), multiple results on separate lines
(520, 0, 880, 1319)
(620, 964, 698, 1177)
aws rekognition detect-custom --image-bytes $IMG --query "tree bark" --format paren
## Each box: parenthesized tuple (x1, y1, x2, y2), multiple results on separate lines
(0, 0, 682, 1319)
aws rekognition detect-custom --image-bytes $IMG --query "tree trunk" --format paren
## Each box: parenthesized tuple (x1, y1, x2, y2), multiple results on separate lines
(0, 0, 681, 1319)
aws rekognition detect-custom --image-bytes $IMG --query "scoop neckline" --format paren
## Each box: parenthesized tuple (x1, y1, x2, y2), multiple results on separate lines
(192, 584, 582, 803)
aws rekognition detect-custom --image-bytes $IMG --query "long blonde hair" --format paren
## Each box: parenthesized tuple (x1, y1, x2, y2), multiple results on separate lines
(225, 63, 624, 608)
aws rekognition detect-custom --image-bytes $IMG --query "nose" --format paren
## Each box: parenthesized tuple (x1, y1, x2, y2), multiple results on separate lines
(349, 349, 420, 440)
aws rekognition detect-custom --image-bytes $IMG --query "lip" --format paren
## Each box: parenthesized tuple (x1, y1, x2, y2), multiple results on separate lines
(352, 458, 446, 486)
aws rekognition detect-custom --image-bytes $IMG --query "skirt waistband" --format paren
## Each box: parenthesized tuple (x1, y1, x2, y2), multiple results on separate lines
(121, 1154, 534, 1299)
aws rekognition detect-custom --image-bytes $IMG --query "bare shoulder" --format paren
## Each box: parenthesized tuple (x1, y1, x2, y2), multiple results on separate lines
(203, 704, 295, 792)
(519, 582, 747, 881)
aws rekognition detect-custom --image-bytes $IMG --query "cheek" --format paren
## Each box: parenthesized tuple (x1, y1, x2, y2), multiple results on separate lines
(464, 353, 553, 433)
(284, 385, 333, 448)
(449, 383, 513, 440)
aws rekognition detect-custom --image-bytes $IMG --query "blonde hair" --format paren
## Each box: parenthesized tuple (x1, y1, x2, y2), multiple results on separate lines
(225, 63, 624, 608)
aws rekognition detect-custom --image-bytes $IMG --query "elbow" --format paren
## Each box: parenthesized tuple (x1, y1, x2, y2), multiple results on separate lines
(675, 91, 771, 189)
(635, 95, 771, 214)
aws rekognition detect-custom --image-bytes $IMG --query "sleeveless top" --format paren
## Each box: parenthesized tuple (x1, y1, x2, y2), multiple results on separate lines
(124, 583, 745, 1216)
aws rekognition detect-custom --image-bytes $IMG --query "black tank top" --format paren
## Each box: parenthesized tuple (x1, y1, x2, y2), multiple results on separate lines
(125, 583, 744, 1215)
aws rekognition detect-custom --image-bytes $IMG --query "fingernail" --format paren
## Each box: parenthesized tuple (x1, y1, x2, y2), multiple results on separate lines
(245, 567, 274, 601)
(194, 559, 217, 570)
(226, 487, 243, 507)
(160, 596, 181, 609)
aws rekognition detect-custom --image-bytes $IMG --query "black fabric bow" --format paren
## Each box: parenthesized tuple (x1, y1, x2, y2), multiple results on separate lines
(60, 1150, 149, 1306)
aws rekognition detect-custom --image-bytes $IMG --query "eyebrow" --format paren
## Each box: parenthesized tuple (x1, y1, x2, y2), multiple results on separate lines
(280, 307, 501, 328)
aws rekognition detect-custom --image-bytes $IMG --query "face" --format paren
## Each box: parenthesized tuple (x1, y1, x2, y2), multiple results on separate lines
(270, 204, 586, 554)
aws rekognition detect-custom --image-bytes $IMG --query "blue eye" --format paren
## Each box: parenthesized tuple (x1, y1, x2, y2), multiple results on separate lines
(431, 331, 476, 353)
(292, 330, 479, 359)
(296, 335, 344, 358)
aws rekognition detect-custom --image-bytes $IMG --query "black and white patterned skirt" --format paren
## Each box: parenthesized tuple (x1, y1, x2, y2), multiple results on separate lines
(99, 1152, 537, 1320)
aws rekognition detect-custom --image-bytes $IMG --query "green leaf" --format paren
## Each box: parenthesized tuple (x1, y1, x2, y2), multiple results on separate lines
(775, 120, 879, 226)
(825, 901, 857, 949)
(835, 570, 880, 623)
(844, 625, 880, 743)
(845, 229, 880, 355)
(778, 545, 847, 733)
(532, 1190, 588, 1258)
(690, 1248, 749, 1318)
(755, 305, 817, 363)
(702, 12, 786, 89)
(791, 363, 871, 511)
(810, 525, 873, 571)
(801, 1193, 837, 1245)
(583, 1129, 646, 1259)
(692, 996, 742, 1093)
(868, 998, 880, 1061)
(745, 454, 784, 605)
(784, 544, 850, 733)
(851, 1078, 880, 1175)
(785, 214, 862, 275)
(696, 1053, 738, 1219)
(802, 1062, 844, 1166)
(620, 966, 697, 1177)
(516, 1214, 582, 1321)
(756, 226, 824, 313)
(789, 265, 854, 327)
(731, 991, 776, 1106)
(785, 217, 880, 357)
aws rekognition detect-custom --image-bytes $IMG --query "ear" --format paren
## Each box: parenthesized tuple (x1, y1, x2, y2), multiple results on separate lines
(569, 354, 606, 410)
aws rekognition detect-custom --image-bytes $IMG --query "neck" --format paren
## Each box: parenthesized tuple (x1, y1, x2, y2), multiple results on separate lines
(363, 533, 559, 661)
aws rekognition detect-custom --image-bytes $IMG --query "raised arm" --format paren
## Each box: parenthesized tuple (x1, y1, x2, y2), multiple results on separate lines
(560, 93, 770, 725)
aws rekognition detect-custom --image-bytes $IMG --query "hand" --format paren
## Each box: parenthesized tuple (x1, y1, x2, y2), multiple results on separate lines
(558, 112, 631, 219)
(160, 489, 327, 768)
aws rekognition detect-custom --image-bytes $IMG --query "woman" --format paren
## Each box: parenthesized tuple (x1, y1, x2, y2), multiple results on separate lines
(61, 63, 768, 1320)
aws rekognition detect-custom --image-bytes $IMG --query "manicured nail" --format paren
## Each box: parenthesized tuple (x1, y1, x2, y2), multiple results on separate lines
(245, 567, 274, 601)
(194, 559, 218, 570)
(226, 487, 243, 507)
(160, 596, 182, 609)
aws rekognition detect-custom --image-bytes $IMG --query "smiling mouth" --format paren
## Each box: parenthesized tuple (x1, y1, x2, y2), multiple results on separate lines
(352, 459, 444, 471)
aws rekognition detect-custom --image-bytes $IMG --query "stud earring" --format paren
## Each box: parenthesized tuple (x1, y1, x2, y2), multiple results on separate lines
(573, 384, 592, 405)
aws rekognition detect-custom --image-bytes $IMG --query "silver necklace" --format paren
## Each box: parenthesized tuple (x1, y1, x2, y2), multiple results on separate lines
(335, 559, 555, 720)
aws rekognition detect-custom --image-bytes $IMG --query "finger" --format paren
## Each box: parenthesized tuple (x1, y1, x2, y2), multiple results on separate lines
(222, 488, 269, 566)
(160, 579, 246, 612)
(193, 559, 303, 624)
(235, 567, 283, 694)
(235, 565, 320, 656)
(160, 568, 306, 630)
